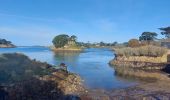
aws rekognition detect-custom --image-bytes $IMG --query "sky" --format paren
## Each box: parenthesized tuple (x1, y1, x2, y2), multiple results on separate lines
(0, 0, 170, 46)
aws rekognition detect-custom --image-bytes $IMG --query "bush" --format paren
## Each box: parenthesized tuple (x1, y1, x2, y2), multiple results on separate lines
(114, 45, 168, 57)
(128, 39, 140, 47)
(0, 53, 53, 84)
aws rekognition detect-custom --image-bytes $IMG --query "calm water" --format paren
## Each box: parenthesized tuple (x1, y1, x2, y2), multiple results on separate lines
(0, 46, 136, 90)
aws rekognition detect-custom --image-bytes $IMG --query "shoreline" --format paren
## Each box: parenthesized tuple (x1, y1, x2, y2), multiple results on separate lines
(0, 44, 16, 48)
(0, 53, 85, 99)
(50, 46, 83, 52)
(80, 80, 170, 99)
(109, 56, 170, 81)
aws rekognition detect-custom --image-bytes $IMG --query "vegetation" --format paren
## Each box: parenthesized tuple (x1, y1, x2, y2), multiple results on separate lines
(70, 35, 77, 41)
(0, 53, 53, 84)
(52, 34, 69, 48)
(0, 38, 15, 47)
(139, 32, 158, 43)
(77, 41, 118, 48)
(128, 39, 140, 47)
(0, 53, 83, 100)
(0, 39, 12, 45)
(52, 34, 81, 50)
(114, 45, 167, 57)
(159, 26, 170, 38)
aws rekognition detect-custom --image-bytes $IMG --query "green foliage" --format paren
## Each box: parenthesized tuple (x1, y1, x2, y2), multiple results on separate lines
(159, 26, 170, 38)
(0, 53, 53, 84)
(128, 39, 140, 47)
(52, 34, 80, 48)
(70, 35, 77, 41)
(139, 32, 157, 42)
(112, 42, 118, 46)
(114, 45, 167, 57)
(100, 42, 105, 46)
(0, 38, 14, 45)
(52, 34, 69, 48)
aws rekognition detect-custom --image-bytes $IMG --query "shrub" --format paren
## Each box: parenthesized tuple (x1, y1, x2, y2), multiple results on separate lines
(114, 45, 168, 57)
(128, 39, 140, 47)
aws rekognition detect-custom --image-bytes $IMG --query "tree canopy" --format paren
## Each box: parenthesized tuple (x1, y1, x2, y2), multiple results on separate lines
(159, 26, 170, 38)
(0, 39, 12, 45)
(70, 35, 77, 41)
(139, 32, 157, 42)
(52, 34, 69, 48)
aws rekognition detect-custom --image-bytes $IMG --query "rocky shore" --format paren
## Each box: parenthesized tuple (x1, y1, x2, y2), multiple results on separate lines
(79, 81, 170, 100)
(0, 44, 15, 48)
(108, 54, 170, 80)
(0, 53, 84, 100)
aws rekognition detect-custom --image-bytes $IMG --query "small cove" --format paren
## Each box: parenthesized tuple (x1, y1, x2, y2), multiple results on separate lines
(0, 47, 137, 90)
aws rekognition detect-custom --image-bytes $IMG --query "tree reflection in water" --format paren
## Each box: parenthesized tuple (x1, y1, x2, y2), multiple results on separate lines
(53, 51, 81, 64)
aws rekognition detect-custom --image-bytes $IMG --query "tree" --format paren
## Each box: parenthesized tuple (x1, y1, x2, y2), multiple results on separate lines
(0, 39, 11, 44)
(128, 39, 140, 47)
(99, 42, 105, 46)
(52, 34, 69, 48)
(70, 35, 77, 41)
(123, 42, 128, 47)
(111, 42, 118, 46)
(139, 32, 157, 44)
(159, 26, 170, 38)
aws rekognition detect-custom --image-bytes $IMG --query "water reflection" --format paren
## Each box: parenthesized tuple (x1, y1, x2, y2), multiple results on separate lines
(53, 52, 80, 63)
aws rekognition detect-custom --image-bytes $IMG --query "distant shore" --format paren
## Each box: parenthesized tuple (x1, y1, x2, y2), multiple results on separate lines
(0, 44, 16, 48)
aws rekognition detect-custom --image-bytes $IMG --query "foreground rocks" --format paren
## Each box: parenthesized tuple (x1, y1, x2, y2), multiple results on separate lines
(108, 55, 170, 81)
(41, 70, 85, 95)
(0, 53, 84, 100)
(79, 84, 170, 100)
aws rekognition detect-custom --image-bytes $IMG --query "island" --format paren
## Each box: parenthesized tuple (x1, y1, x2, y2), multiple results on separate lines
(50, 34, 82, 52)
(0, 38, 15, 48)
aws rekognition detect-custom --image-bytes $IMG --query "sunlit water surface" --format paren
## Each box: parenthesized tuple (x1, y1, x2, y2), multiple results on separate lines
(0, 47, 137, 90)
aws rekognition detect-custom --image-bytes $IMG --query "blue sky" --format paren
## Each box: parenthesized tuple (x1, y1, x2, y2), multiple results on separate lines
(0, 0, 170, 46)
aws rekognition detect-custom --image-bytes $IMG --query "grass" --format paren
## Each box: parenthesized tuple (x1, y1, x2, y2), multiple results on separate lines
(0, 53, 54, 84)
(114, 45, 168, 57)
